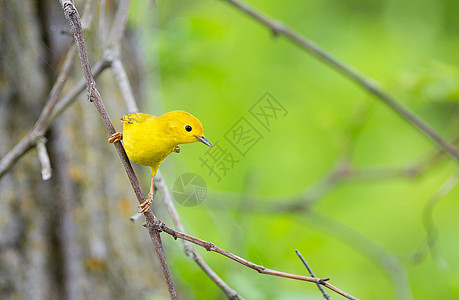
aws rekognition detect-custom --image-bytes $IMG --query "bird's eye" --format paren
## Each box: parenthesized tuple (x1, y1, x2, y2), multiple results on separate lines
(185, 125, 192, 132)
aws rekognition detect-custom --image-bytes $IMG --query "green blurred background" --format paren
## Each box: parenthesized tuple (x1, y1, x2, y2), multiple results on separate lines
(128, 0, 459, 299)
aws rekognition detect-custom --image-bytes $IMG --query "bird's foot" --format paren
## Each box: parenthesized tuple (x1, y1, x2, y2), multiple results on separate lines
(138, 193, 152, 213)
(108, 132, 123, 143)
(174, 146, 180, 153)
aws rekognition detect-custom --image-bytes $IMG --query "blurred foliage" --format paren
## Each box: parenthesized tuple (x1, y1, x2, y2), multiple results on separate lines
(127, 0, 459, 299)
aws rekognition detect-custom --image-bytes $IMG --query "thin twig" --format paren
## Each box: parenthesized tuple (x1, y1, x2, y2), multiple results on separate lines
(101, 3, 243, 294)
(59, 1, 178, 299)
(0, 134, 35, 178)
(421, 170, 459, 270)
(0, 60, 109, 179)
(36, 137, 52, 180)
(36, 0, 96, 134)
(0, 0, 100, 179)
(99, 0, 107, 46)
(153, 221, 358, 300)
(50, 61, 110, 123)
(34, 46, 77, 137)
(80, 0, 98, 30)
(242, 136, 459, 214)
(107, 0, 131, 47)
(56, 2, 358, 299)
(303, 213, 412, 300)
(111, 58, 139, 113)
(296, 250, 331, 300)
(219, 0, 459, 164)
(109, 41, 243, 297)
(155, 172, 244, 300)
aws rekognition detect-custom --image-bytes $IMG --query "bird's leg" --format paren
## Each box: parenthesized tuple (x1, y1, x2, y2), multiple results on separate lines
(138, 176, 154, 213)
(174, 145, 180, 153)
(108, 132, 123, 143)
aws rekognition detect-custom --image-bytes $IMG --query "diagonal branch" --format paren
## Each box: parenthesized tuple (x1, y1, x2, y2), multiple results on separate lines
(107, 0, 131, 47)
(109, 41, 244, 298)
(110, 57, 139, 113)
(236, 136, 459, 214)
(219, 0, 459, 164)
(303, 213, 412, 300)
(109, 42, 243, 297)
(296, 250, 331, 300)
(58, 2, 359, 300)
(0, 59, 109, 179)
(0, 0, 100, 179)
(59, 1, 178, 299)
(154, 221, 359, 300)
(155, 172, 244, 300)
(103, 2, 244, 297)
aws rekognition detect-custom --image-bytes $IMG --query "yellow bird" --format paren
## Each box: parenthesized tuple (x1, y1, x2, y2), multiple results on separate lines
(108, 110, 212, 213)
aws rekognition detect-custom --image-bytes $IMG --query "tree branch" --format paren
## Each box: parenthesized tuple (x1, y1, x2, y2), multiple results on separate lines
(0, 0, 102, 179)
(110, 57, 139, 113)
(35, 136, 52, 180)
(421, 170, 459, 269)
(296, 250, 331, 300)
(0, 59, 109, 179)
(58, 2, 359, 299)
(153, 221, 358, 300)
(302, 213, 412, 300)
(0, 45, 75, 178)
(239, 136, 459, 214)
(59, 1, 178, 299)
(219, 0, 459, 164)
(155, 172, 244, 300)
(102, 4, 244, 295)
(107, 19, 244, 296)
(107, 0, 131, 48)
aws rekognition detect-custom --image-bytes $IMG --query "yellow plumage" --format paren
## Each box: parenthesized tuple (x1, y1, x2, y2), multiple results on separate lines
(120, 111, 212, 176)
(108, 110, 212, 213)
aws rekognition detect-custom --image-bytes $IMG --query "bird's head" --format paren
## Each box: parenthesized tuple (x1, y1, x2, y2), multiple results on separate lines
(160, 110, 213, 148)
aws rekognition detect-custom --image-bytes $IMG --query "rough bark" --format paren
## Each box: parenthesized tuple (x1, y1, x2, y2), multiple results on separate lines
(0, 1, 164, 299)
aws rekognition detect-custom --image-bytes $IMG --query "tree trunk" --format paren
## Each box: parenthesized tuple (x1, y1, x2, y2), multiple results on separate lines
(0, 1, 165, 299)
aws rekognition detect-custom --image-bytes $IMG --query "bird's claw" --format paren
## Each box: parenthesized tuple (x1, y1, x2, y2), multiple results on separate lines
(138, 194, 152, 213)
(108, 132, 123, 143)
(174, 146, 180, 153)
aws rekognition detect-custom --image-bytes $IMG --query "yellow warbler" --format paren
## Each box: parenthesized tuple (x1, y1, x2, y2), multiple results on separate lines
(109, 110, 212, 212)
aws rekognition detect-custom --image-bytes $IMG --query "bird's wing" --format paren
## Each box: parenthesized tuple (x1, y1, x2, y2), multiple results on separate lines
(121, 113, 155, 124)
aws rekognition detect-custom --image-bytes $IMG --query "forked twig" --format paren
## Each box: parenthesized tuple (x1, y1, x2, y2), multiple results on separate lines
(296, 250, 332, 300)
(59, 1, 359, 299)
(155, 172, 244, 300)
(219, 0, 459, 164)
(0, 0, 107, 179)
(59, 1, 178, 299)
(154, 221, 359, 300)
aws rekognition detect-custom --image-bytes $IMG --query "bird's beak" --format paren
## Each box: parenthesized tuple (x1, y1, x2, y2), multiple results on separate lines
(195, 135, 213, 148)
